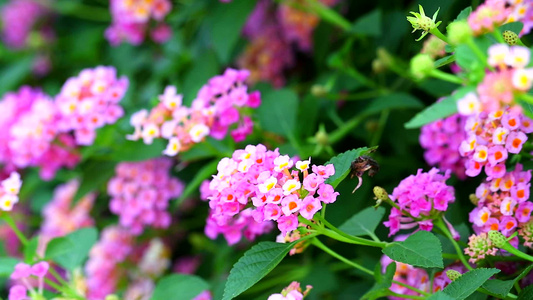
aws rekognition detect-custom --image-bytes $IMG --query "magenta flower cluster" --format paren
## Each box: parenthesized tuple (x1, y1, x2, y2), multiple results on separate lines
(1, 0, 53, 49)
(85, 226, 134, 300)
(469, 164, 532, 238)
(128, 68, 260, 156)
(459, 108, 532, 178)
(419, 113, 467, 179)
(9, 261, 49, 300)
(202, 144, 339, 244)
(108, 158, 184, 235)
(384, 168, 455, 236)
(106, 0, 172, 45)
(55, 66, 128, 145)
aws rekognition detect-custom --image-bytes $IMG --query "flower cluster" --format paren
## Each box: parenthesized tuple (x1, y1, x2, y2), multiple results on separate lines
(0, 172, 22, 211)
(268, 281, 312, 300)
(419, 113, 467, 179)
(0, 87, 80, 180)
(108, 158, 184, 235)
(464, 232, 499, 263)
(384, 168, 455, 236)
(55, 66, 128, 146)
(469, 164, 532, 238)
(1, 0, 53, 49)
(238, 0, 337, 86)
(40, 180, 95, 241)
(203, 144, 339, 244)
(458, 108, 532, 178)
(506, 0, 533, 35)
(85, 226, 134, 300)
(380, 236, 430, 298)
(128, 68, 260, 156)
(467, 0, 510, 35)
(9, 261, 49, 300)
(105, 0, 172, 46)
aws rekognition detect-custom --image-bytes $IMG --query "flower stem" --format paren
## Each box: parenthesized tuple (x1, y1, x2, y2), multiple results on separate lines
(435, 219, 473, 270)
(429, 69, 463, 84)
(500, 242, 533, 263)
(430, 28, 449, 44)
(1, 213, 28, 246)
(315, 213, 387, 248)
(389, 291, 425, 299)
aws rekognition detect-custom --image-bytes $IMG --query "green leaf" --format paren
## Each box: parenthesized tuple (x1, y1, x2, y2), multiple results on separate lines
(454, 7, 472, 22)
(427, 291, 456, 300)
(324, 147, 378, 189)
(482, 264, 533, 298)
(339, 207, 385, 237)
(404, 86, 475, 129)
(362, 93, 423, 115)
(518, 99, 533, 120)
(174, 160, 219, 208)
(45, 227, 98, 270)
(257, 89, 299, 138)
(455, 36, 491, 72)
(351, 10, 382, 37)
(0, 56, 33, 95)
(500, 22, 524, 35)
(382, 231, 443, 268)
(108, 139, 167, 162)
(361, 262, 395, 299)
(223, 241, 297, 300)
(152, 274, 209, 300)
(519, 285, 533, 300)
(208, 0, 256, 63)
(0, 257, 19, 277)
(24, 237, 39, 263)
(73, 160, 117, 203)
(182, 50, 220, 105)
(442, 268, 500, 300)
(434, 55, 455, 68)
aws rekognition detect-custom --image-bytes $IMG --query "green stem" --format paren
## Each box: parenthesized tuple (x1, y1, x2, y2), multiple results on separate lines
(371, 109, 389, 147)
(43, 277, 64, 292)
(315, 214, 387, 248)
(492, 30, 505, 44)
(324, 90, 388, 101)
(466, 39, 493, 71)
(389, 291, 425, 299)
(328, 115, 362, 144)
(429, 28, 449, 44)
(520, 93, 533, 105)
(429, 69, 463, 84)
(1, 213, 28, 246)
(48, 267, 70, 288)
(500, 243, 533, 263)
(435, 219, 473, 270)
(304, 0, 351, 32)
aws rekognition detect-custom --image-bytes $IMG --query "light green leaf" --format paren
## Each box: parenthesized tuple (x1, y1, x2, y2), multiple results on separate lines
(434, 55, 455, 68)
(382, 231, 443, 268)
(152, 274, 209, 300)
(0, 257, 19, 277)
(361, 262, 395, 300)
(324, 147, 378, 189)
(339, 207, 385, 237)
(223, 241, 297, 300)
(45, 228, 98, 270)
(257, 89, 299, 138)
(454, 7, 472, 22)
(442, 268, 500, 300)
(24, 237, 39, 263)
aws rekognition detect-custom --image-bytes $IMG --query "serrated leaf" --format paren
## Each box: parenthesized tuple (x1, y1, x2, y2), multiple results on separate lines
(442, 268, 500, 300)
(152, 274, 209, 300)
(339, 207, 385, 237)
(518, 285, 533, 300)
(257, 89, 298, 138)
(324, 147, 378, 189)
(382, 231, 443, 268)
(223, 241, 297, 300)
(434, 55, 455, 68)
(483, 264, 533, 298)
(0, 257, 19, 277)
(45, 228, 98, 270)
(404, 86, 474, 129)
(361, 262, 395, 300)
(427, 291, 456, 300)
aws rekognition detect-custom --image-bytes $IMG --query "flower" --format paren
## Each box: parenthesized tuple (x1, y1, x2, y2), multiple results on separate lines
(1, 0, 53, 49)
(464, 233, 498, 263)
(407, 5, 442, 41)
(0, 172, 22, 212)
(268, 281, 312, 300)
(468, 0, 510, 35)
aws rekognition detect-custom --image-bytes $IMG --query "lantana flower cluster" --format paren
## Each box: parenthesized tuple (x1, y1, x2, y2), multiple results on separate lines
(468, 0, 511, 35)
(464, 232, 499, 263)
(9, 261, 49, 300)
(419, 113, 467, 179)
(268, 281, 312, 300)
(0, 172, 22, 211)
(55, 66, 128, 146)
(128, 68, 260, 156)
(384, 168, 455, 236)
(458, 107, 532, 178)
(469, 164, 532, 237)
(202, 144, 339, 244)
(1, 0, 53, 49)
(40, 180, 95, 241)
(108, 158, 184, 235)
(105, 0, 172, 46)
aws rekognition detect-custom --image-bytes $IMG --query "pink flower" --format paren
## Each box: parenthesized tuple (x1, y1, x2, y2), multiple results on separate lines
(30, 261, 49, 278)
(505, 131, 527, 154)
(11, 263, 31, 280)
(299, 196, 322, 220)
(316, 184, 339, 204)
(302, 173, 323, 193)
(312, 164, 335, 179)
(8, 285, 27, 300)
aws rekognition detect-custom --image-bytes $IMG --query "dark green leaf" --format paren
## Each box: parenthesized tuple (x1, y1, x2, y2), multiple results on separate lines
(108, 139, 167, 162)
(0, 257, 19, 277)
(152, 274, 209, 300)
(363, 93, 423, 115)
(352, 10, 382, 37)
(500, 22, 524, 35)
(45, 228, 98, 270)
(174, 160, 219, 208)
(483, 264, 533, 298)
(339, 207, 385, 237)
(74, 161, 117, 203)
(182, 50, 220, 105)
(223, 241, 297, 300)
(382, 231, 443, 268)
(442, 268, 500, 300)
(361, 262, 395, 299)
(518, 285, 533, 300)
(427, 291, 456, 300)
(324, 147, 378, 189)
(257, 89, 299, 138)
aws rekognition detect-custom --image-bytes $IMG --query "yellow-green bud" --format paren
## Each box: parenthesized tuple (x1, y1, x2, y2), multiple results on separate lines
(372, 59, 386, 74)
(373, 186, 389, 201)
(410, 53, 434, 80)
(469, 194, 479, 206)
(377, 47, 393, 68)
(105, 295, 120, 300)
(311, 85, 328, 97)
(447, 20, 473, 45)
(503, 30, 519, 46)
(446, 269, 462, 281)
(488, 230, 507, 248)
(315, 125, 329, 146)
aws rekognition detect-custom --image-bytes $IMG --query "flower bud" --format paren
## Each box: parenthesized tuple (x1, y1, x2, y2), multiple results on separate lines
(488, 230, 507, 248)
(311, 85, 328, 97)
(315, 125, 329, 146)
(407, 5, 441, 40)
(447, 20, 473, 45)
(469, 194, 479, 206)
(373, 186, 389, 201)
(503, 30, 519, 46)
(410, 54, 434, 80)
(105, 295, 120, 300)
(446, 269, 462, 281)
